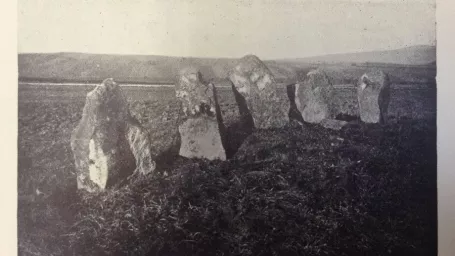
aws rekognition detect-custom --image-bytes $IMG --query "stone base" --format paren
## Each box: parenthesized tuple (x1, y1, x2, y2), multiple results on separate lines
(178, 117, 226, 160)
(359, 102, 382, 123)
(301, 100, 333, 123)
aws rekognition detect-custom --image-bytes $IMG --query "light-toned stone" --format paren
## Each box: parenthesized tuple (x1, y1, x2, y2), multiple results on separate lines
(320, 119, 348, 131)
(357, 69, 391, 123)
(70, 78, 155, 192)
(296, 69, 335, 123)
(178, 116, 226, 160)
(175, 68, 226, 160)
(229, 55, 289, 129)
(126, 121, 156, 174)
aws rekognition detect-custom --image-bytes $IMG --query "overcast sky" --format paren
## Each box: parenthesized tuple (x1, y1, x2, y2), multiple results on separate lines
(18, 0, 436, 59)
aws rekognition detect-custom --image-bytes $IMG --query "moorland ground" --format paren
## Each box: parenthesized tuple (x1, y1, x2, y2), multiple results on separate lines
(18, 77, 436, 255)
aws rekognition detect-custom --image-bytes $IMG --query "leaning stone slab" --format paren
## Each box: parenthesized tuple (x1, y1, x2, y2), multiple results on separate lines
(357, 69, 391, 123)
(70, 78, 155, 192)
(229, 55, 289, 129)
(175, 68, 226, 160)
(296, 69, 335, 123)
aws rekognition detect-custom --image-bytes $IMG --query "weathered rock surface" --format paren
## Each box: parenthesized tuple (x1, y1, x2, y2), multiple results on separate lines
(320, 119, 348, 131)
(296, 69, 335, 123)
(229, 55, 289, 129)
(178, 116, 226, 160)
(125, 120, 156, 174)
(357, 69, 391, 123)
(175, 68, 227, 160)
(70, 78, 155, 192)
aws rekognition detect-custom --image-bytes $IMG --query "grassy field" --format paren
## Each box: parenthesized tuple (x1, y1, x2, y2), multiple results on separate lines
(18, 83, 436, 255)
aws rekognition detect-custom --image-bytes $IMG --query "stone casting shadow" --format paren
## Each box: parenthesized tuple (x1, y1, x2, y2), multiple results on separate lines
(104, 123, 137, 189)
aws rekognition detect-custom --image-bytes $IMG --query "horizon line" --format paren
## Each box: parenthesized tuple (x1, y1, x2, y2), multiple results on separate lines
(17, 44, 436, 61)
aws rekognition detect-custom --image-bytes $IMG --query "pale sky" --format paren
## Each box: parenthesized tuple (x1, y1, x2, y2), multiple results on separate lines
(18, 0, 436, 59)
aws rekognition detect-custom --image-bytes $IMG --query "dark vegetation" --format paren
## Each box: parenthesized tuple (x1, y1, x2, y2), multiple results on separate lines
(18, 83, 436, 256)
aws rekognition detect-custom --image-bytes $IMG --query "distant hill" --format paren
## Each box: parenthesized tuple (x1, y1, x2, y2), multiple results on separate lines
(285, 45, 436, 65)
(18, 45, 436, 85)
(18, 53, 237, 84)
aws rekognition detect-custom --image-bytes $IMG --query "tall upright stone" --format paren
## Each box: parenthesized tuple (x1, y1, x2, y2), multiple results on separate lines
(357, 69, 391, 123)
(70, 78, 155, 192)
(295, 69, 335, 123)
(175, 68, 227, 160)
(229, 55, 289, 129)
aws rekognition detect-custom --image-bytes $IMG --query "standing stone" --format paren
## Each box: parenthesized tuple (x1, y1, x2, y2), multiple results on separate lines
(357, 69, 391, 123)
(229, 55, 289, 129)
(175, 68, 226, 160)
(296, 69, 335, 123)
(70, 78, 156, 192)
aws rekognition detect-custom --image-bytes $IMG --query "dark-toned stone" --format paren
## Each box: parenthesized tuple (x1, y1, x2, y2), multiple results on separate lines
(357, 69, 391, 123)
(70, 78, 155, 192)
(229, 55, 289, 129)
(287, 83, 305, 125)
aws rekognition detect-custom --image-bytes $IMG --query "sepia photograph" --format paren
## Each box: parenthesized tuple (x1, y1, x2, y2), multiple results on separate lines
(17, 0, 437, 255)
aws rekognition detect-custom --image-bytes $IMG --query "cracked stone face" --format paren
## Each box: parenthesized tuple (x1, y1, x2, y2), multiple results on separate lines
(175, 68, 227, 160)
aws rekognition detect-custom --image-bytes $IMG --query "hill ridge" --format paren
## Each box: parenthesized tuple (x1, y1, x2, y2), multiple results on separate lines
(18, 45, 436, 85)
